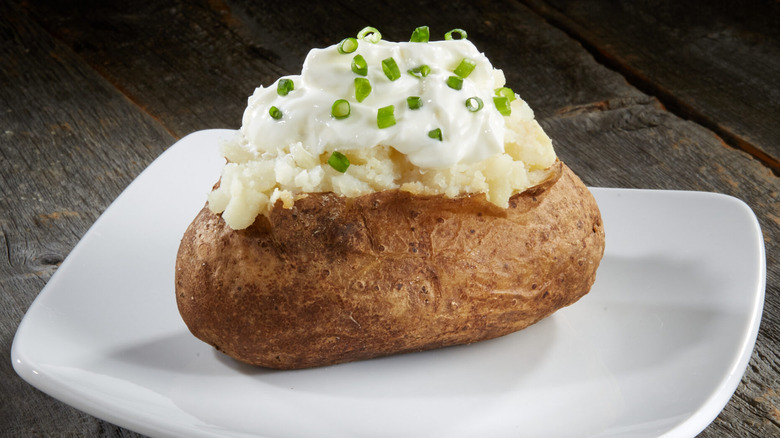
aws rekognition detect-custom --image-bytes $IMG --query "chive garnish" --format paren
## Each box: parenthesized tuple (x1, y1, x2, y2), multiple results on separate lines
(493, 96, 512, 116)
(328, 151, 350, 173)
(351, 54, 368, 76)
(269, 106, 283, 120)
(407, 65, 431, 78)
(465, 96, 483, 112)
(407, 96, 422, 110)
(410, 26, 430, 42)
(445, 29, 468, 40)
(453, 58, 476, 78)
(331, 99, 351, 119)
(355, 78, 372, 102)
(495, 87, 516, 102)
(338, 37, 358, 54)
(382, 57, 401, 81)
(277, 79, 294, 96)
(377, 105, 396, 128)
(446, 75, 463, 90)
(357, 26, 382, 43)
(428, 128, 443, 141)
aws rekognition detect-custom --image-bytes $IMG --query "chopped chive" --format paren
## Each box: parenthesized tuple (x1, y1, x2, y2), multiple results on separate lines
(410, 26, 430, 42)
(446, 75, 463, 90)
(354, 78, 372, 102)
(445, 28, 468, 40)
(337, 37, 358, 54)
(465, 96, 483, 112)
(407, 65, 431, 78)
(428, 128, 442, 141)
(269, 106, 283, 120)
(453, 58, 476, 78)
(277, 79, 294, 96)
(328, 151, 350, 173)
(377, 105, 396, 129)
(493, 96, 512, 116)
(495, 87, 516, 102)
(357, 26, 382, 43)
(351, 54, 368, 76)
(407, 96, 422, 110)
(331, 99, 351, 119)
(382, 57, 401, 81)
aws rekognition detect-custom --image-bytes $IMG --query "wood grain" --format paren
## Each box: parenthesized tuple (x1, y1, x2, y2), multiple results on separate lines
(21, 0, 653, 132)
(522, 0, 780, 173)
(0, 1, 174, 435)
(15, 0, 290, 137)
(2, 0, 778, 436)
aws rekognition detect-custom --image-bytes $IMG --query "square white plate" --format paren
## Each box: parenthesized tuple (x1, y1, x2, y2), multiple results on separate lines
(12, 129, 766, 438)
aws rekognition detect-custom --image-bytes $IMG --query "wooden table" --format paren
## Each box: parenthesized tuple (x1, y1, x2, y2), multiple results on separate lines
(2, 0, 777, 436)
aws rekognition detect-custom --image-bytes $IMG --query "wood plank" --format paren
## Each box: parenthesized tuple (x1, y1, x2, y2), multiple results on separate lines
(226, 0, 652, 120)
(5, 0, 779, 436)
(20, 0, 652, 133)
(17, 0, 334, 137)
(522, 0, 780, 173)
(0, 1, 173, 436)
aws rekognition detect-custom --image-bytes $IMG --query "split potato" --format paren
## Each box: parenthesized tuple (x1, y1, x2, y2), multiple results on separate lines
(175, 161, 604, 369)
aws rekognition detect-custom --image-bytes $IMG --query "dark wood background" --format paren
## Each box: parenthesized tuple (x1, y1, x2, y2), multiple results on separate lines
(1, 0, 778, 436)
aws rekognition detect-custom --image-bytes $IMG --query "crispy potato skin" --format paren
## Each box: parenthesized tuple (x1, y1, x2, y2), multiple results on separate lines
(175, 162, 605, 369)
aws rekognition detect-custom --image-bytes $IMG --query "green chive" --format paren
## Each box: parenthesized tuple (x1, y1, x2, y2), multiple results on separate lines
(407, 65, 431, 78)
(277, 79, 294, 96)
(331, 99, 351, 119)
(382, 57, 401, 81)
(453, 58, 476, 78)
(357, 26, 382, 43)
(446, 75, 463, 90)
(445, 28, 468, 40)
(377, 105, 396, 129)
(328, 151, 350, 173)
(407, 96, 422, 110)
(355, 78, 371, 102)
(351, 54, 368, 76)
(465, 96, 483, 112)
(428, 128, 442, 141)
(338, 37, 358, 54)
(495, 87, 516, 102)
(493, 96, 512, 116)
(269, 106, 283, 120)
(410, 26, 430, 42)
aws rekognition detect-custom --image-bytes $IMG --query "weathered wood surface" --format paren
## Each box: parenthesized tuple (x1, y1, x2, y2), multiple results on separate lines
(523, 0, 780, 174)
(0, 0, 176, 435)
(1, 0, 777, 436)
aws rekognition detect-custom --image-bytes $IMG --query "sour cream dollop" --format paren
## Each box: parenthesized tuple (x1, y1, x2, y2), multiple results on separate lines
(242, 38, 507, 168)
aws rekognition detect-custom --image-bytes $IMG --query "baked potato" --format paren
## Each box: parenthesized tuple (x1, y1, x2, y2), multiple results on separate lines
(175, 161, 605, 369)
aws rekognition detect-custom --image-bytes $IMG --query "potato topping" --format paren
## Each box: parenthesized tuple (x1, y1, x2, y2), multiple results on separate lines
(208, 28, 557, 229)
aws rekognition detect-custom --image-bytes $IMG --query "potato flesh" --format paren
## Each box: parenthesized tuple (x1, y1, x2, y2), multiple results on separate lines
(208, 98, 557, 230)
(176, 162, 605, 369)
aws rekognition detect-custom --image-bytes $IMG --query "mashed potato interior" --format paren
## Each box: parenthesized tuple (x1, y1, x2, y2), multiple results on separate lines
(208, 97, 556, 229)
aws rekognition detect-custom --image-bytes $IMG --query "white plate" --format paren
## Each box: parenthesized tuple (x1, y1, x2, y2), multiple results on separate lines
(12, 129, 766, 438)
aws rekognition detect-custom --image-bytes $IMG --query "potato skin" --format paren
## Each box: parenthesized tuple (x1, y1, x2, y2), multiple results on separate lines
(175, 162, 604, 369)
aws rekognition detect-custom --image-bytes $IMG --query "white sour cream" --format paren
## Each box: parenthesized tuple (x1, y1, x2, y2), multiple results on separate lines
(241, 38, 507, 168)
